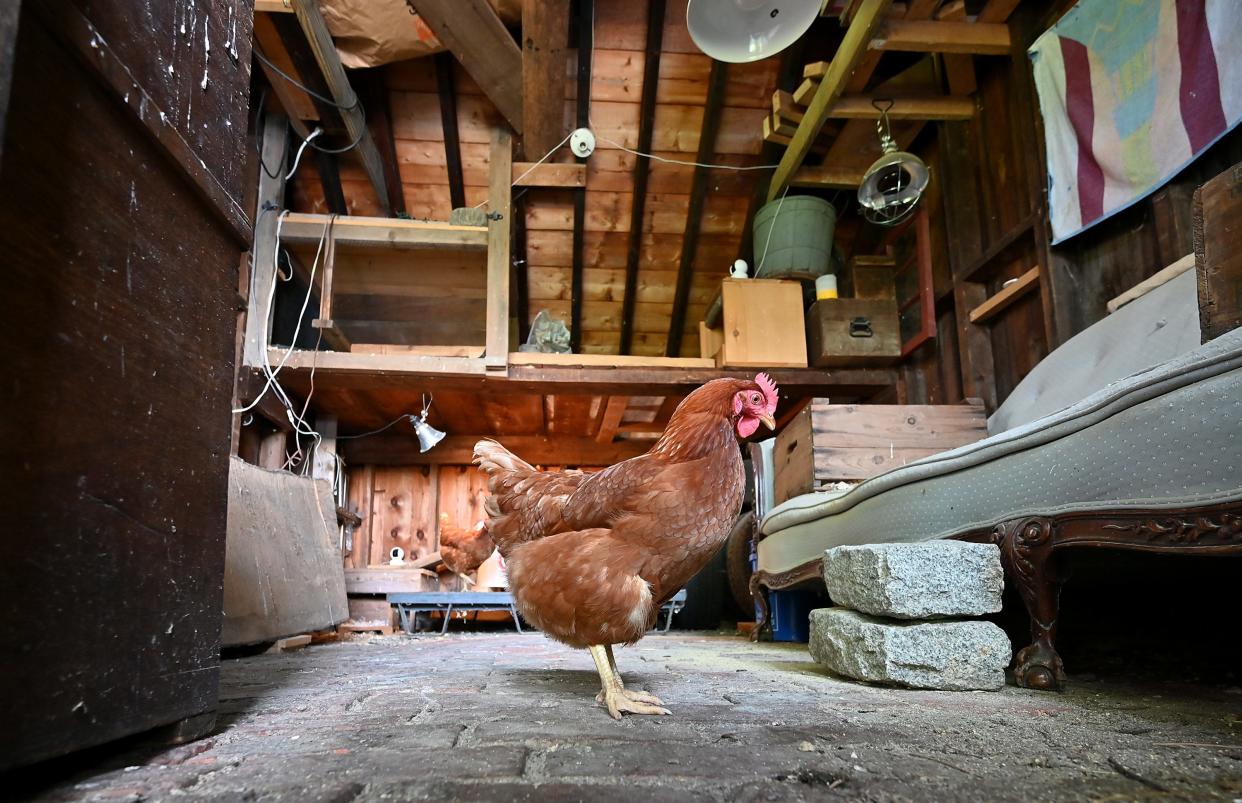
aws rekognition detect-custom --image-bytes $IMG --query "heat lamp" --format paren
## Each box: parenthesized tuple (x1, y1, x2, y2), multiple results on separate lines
(857, 99, 930, 226)
(411, 395, 446, 453)
(686, 0, 821, 63)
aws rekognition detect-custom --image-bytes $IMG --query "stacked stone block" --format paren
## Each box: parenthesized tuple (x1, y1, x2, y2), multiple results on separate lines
(808, 542, 1012, 690)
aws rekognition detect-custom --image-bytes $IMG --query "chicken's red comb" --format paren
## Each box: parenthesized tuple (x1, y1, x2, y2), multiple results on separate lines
(755, 372, 779, 413)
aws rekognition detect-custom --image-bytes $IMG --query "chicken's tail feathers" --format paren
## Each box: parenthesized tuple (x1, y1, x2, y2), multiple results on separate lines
(473, 439, 536, 477)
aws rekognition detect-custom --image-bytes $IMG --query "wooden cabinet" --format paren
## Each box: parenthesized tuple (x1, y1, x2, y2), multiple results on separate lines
(718, 278, 808, 368)
(0, 0, 252, 769)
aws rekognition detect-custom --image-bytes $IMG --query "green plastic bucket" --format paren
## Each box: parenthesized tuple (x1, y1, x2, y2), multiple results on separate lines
(751, 195, 837, 278)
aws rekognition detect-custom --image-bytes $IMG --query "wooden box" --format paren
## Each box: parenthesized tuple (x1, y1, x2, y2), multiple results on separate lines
(699, 321, 724, 361)
(806, 299, 900, 367)
(718, 278, 807, 368)
(773, 399, 988, 505)
(844, 255, 897, 300)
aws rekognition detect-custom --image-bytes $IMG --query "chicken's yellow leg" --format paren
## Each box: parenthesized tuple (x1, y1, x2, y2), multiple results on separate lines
(589, 644, 669, 719)
(602, 644, 664, 706)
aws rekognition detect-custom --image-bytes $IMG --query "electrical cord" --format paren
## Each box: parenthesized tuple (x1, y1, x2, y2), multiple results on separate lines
(254, 47, 360, 111)
(336, 414, 415, 439)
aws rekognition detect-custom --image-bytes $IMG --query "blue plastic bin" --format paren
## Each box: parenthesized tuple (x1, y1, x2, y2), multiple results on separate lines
(769, 589, 818, 642)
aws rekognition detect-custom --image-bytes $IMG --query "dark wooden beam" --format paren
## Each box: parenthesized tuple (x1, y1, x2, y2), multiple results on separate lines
(408, 0, 524, 134)
(570, 0, 592, 353)
(355, 66, 407, 217)
(619, 0, 665, 355)
(521, 0, 570, 158)
(512, 193, 530, 342)
(666, 59, 728, 357)
(435, 52, 466, 211)
(313, 150, 347, 215)
(339, 434, 650, 466)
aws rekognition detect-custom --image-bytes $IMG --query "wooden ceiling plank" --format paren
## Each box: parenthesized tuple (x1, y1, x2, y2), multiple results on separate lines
(667, 59, 729, 356)
(291, 0, 391, 214)
(620, 0, 666, 355)
(409, 0, 524, 134)
(313, 150, 347, 214)
(872, 20, 1012, 55)
(435, 52, 466, 210)
(355, 67, 408, 217)
(768, 0, 894, 201)
(521, 0, 571, 157)
(512, 162, 586, 187)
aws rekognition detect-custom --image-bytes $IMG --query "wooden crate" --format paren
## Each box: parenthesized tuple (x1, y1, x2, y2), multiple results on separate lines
(718, 278, 807, 368)
(773, 399, 988, 505)
(844, 255, 897, 300)
(806, 299, 900, 367)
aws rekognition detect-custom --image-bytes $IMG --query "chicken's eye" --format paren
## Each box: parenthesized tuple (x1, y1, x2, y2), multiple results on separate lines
(751, 393, 761, 404)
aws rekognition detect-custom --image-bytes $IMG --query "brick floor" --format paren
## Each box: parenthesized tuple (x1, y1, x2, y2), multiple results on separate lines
(16, 632, 1242, 801)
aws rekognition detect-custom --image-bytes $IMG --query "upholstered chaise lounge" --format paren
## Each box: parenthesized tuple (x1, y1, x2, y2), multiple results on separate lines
(754, 269, 1242, 689)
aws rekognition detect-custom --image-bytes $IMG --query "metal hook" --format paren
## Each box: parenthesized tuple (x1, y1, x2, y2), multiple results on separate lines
(872, 97, 897, 154)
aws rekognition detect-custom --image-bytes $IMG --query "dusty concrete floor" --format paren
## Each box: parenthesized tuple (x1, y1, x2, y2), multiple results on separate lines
(17, 632, 1242, 802)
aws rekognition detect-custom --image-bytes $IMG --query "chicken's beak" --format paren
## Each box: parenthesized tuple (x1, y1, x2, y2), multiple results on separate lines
(759, 412, 776, 431)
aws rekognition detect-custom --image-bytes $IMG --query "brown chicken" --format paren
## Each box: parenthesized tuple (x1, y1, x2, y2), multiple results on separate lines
(437, 513, 494, 580)
(474, 374, 778, 719)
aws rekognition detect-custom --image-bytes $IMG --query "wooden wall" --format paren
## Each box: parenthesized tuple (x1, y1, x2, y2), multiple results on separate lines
(0, 0, 252, 768)
(900, 1, 1240, 411)
(344, 464, 492, 568)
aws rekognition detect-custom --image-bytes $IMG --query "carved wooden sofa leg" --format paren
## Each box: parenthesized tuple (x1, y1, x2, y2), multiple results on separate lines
(987, 503, 1242, 691)
(994, 517, 1066, 690)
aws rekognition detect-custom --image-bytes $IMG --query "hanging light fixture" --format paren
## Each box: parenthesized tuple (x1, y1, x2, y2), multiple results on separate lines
(686, 0, 821, 63)
(411, 394, 446, 453)
(857, 99, 930, 227)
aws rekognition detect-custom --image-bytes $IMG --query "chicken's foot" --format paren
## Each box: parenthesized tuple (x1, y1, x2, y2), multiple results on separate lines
(589, 644, 670, 719)
(594, 644, 665, 706)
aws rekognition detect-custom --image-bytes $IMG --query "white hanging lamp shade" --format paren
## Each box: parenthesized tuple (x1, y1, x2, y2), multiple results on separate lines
(857, 100, 930, 226)
(687, 0, 821, 63)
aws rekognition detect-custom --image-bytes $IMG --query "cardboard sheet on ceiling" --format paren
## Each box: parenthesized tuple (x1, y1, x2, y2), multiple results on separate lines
(320, 0, 520, 68)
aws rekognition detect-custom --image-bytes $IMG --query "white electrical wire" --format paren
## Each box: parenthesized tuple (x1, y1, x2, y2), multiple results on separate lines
(755, 185, 790, 275)
(595, 134, 781, 171)
(286, 127, 323, 179)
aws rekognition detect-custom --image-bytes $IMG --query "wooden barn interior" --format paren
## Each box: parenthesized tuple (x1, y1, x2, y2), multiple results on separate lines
(3, 0, 1241, 798)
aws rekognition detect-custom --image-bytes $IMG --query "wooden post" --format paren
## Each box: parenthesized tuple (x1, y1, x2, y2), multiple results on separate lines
(292, 0, 391, 215)
(312, 414, 338, 484)
(435, 52, 466, 210)
(521, 0, 570, 158)
(244, 112, 289, 367)
(259, 430, 288, 470)
(486, 127, 513, 369)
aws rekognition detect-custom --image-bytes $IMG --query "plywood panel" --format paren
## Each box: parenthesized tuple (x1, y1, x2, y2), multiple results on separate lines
(371, 465, 438, 563)
(437, 465, 490, 531)
(222, 459, 349, 646)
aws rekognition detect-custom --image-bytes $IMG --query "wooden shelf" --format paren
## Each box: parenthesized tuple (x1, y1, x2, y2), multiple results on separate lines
(278, 212, 488, 251)
(969, 266, 1041, 324)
